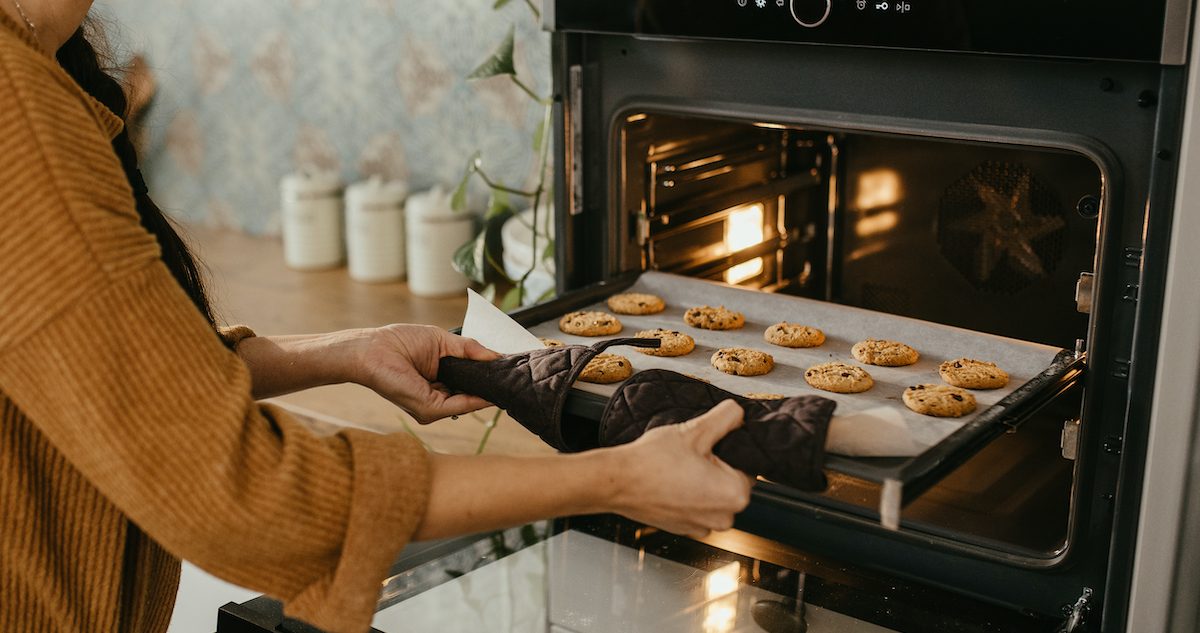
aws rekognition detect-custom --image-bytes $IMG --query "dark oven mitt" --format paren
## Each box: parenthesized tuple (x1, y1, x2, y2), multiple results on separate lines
(600, 369, 835, 492)
(437, 338, 662, 452)
(438, 343, 835, 491)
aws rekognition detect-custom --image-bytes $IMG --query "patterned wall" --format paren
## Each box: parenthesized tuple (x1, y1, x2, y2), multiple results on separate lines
(98, 0, 550, 235)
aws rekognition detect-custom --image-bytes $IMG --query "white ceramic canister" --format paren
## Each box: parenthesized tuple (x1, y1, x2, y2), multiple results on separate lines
(346, 177, 409, 283)
(405, 186, 474, 298)
(281, 170, 344, 270)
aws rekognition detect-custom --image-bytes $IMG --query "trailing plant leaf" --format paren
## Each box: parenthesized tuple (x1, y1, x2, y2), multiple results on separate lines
(468, 27, 516, 79)
(450, 152, 480, 212)
(493, 0, 513, 7)
(451, 232, 488, 284)
(536, 287, 557, 303)
(542, 239, 555, 262)
(487, 190, 514, 220)
(499, 285, 523, 311)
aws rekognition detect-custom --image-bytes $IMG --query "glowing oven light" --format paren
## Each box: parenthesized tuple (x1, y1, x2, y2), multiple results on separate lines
(724, 203, 765, 284)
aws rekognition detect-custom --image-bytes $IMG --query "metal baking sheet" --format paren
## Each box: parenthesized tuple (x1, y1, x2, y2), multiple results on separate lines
(522, 272, 1065, 459)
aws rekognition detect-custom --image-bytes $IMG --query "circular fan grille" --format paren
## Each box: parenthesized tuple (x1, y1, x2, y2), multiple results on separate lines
(937, 161, 1067, 294)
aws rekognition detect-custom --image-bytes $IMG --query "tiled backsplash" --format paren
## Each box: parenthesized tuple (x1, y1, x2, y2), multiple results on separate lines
(100, 0, 549, 235)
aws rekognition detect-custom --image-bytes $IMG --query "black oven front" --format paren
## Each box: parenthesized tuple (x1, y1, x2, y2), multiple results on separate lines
(544, 1, 1189, 630)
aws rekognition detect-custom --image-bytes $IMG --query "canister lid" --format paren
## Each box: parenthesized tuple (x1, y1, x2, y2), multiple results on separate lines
(346, 176, 408, 207)
(406, 185, 462, 221)
(282, 170, 342, 197)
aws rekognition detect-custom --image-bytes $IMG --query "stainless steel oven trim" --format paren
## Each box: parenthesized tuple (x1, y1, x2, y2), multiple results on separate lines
(1162, 0, 1195, 65)
(1129, 5, 1200, 629)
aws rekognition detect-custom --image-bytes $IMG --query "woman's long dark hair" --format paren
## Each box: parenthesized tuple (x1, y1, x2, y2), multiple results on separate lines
(56, 20, 218, 327)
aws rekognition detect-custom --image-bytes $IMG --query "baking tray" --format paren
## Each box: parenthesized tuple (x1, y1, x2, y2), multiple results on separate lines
(508, 272, 1085, 529)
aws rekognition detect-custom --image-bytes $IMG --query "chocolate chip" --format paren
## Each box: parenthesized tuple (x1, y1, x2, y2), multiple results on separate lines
(806, 370, 814, 376)
(952, 394, 964, 401)
(840, 372, 850, 377)
(953, 362, 962, 368)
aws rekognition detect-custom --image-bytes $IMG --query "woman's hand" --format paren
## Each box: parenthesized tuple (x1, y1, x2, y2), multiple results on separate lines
(357, 324, 499, 423)
(415, 400, 752, 541)
(606, 400, 753, 539)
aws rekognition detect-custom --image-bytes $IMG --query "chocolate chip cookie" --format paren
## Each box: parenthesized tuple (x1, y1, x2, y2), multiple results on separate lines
(803, 362, 874, 394)
(902, 384, 977, 417)
(607, 292, 666, 315)
(558, 310, 623, 336)
(579, 353, 633, 384)
(939, 358, 1010, 390)
(710, 348, 774, 376)
(851, 339, 920, 367)
(746, 392, 786, 400)
(540, 337, 565, 348)
(684, 305, 746, 331)
(764, 322, 826, 348)
(633, 328, 696, 357)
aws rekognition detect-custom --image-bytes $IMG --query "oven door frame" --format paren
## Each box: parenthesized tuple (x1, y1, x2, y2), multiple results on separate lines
(548, 30, 1187, 626)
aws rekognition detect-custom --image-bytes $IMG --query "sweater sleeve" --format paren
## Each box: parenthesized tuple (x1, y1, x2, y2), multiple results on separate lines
(0, 264, 431, 633)
(0, 35, 428, 633)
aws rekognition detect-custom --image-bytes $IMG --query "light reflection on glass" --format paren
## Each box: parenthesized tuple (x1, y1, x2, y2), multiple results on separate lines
(703, 595, 739, 633)
(705, 561, 741, 600)
(724, 203, 765, 284)
(854, 210, 899, 237)
(855, 168, 903, 210)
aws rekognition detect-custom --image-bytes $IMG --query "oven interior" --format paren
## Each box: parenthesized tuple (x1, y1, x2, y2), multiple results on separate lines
(618, 111, 1103, 559)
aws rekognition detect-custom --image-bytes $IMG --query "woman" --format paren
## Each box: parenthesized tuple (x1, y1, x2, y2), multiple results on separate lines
(0, 3, 753, 633)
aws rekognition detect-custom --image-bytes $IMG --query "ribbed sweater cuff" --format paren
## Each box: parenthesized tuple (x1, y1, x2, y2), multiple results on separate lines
(284, 429, 431, 633)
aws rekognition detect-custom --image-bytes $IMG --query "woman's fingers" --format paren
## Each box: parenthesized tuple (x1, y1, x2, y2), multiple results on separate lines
(460, 336, 501, 361)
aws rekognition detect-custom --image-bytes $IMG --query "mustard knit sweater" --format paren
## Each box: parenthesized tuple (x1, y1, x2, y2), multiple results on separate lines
(0, 14, 430, 633)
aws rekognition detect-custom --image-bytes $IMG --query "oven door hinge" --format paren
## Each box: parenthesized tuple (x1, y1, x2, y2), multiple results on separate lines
(1056, 587, 1093, 633)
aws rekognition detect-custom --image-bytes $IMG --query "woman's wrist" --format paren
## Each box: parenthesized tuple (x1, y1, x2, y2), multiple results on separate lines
(235, 328, 377, 399)
(577, 446, 634, 517)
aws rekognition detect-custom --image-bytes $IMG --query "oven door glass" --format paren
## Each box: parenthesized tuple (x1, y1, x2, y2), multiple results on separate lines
(364, 516, 1059, 633)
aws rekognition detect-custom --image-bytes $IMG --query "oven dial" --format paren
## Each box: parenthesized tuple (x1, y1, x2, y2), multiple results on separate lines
(789, 0, 831, 27)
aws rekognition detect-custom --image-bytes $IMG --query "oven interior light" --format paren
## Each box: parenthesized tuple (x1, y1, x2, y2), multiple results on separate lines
(724, 203, 765, 284)
(705, 561, 742, 600)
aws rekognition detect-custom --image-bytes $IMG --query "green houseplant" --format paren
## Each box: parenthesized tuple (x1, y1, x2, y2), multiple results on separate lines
(450, 0, 555, 313)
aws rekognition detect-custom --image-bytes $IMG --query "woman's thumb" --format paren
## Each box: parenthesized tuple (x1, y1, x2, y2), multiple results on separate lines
(685, 400, 744, 452)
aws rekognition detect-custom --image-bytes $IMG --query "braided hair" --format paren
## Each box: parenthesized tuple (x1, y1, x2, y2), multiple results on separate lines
(56, 20, 218, 327)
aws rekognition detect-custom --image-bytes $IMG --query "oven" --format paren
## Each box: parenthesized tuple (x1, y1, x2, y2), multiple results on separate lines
(219, 2, 1198, 631)
(533, 0, 1190, 628)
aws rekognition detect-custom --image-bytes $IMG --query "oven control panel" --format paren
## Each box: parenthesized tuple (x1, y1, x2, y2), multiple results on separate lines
(552, 0, 1172, 63)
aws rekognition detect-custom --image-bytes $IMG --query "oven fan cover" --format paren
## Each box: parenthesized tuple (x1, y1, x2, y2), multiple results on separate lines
(937, 161, 1067, 294)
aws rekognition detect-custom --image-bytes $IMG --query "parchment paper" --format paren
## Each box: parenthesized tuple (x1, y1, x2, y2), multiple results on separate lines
(464, 272, 1062, 458)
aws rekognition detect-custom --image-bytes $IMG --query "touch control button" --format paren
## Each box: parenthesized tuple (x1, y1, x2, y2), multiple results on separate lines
(789, 0, 831, 27)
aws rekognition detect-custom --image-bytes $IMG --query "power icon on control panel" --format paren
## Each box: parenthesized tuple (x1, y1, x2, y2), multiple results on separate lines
(856, 0, 867, 8)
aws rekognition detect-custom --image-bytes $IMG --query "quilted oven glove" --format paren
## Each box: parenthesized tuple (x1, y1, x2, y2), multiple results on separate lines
(437, 341, 836, 491)
(437, 338, 662, 452)
(600, 369, 835, 491)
